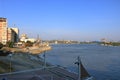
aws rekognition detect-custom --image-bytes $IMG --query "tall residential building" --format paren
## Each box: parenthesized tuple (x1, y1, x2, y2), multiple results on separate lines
(7, 28, 19, 43)
(7, 28, 15, 42)
(0, 17, 19, 44)
(0, 18, 7, 45)
(11, 28, 19, 42)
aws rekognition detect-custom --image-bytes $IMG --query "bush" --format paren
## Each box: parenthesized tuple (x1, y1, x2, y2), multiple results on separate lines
(25, 41, 33, 47)
(6, 41, 14, 48)
(0, 42, 3, 49)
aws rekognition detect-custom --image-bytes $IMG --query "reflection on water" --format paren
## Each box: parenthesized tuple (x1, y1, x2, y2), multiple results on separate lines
(42, 44, 120, 80)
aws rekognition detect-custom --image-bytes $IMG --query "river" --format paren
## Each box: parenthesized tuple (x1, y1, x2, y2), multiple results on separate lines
(41, 44, 120, 80)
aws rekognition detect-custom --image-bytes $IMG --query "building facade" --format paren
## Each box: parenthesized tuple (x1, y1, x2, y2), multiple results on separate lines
(11, 28, 19, 42)
(0, 18, 7, 45)
(0, 17, 19, 45)
(20, 34, 36, 43)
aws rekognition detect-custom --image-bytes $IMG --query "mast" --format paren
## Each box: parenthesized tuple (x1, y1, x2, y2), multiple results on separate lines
(37, 34, 40, 43)
(75, 56, 91, 80)
(80, 59, 90, 79)
(75, 56, 81, 80)
(78, 56, 81, 80)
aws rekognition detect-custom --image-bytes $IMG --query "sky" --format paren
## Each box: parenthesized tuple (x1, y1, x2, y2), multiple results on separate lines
(0, 0, 120, 41)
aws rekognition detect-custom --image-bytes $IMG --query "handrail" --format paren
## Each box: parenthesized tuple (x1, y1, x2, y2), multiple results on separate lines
(0, 66, 56, 76)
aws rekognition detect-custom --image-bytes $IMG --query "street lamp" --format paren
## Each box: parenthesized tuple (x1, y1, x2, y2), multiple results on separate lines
(9, 53, 12, 73)
(43, 51, 46, 69)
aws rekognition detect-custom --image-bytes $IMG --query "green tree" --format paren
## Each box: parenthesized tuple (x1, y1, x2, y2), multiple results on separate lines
(0, 42, 3, 49)
(6, 41, 14, 48)
(25, 41, 33, 47)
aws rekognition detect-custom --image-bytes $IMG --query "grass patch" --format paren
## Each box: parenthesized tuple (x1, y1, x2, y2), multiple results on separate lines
(0, 61, 13, 73)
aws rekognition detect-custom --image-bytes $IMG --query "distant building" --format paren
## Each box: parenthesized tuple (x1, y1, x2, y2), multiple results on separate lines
(20, 34, 36, 43)
(26, 38, 36, 43)
(20, 34, 28, 42)
(0, 17, 19, 45)
(14, 42, 25, 48)
(101, 38, 109, 43)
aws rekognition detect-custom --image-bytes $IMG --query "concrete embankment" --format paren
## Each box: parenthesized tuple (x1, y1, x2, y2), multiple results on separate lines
(28, 46, 52, 54)
(1, 46, 52, 54)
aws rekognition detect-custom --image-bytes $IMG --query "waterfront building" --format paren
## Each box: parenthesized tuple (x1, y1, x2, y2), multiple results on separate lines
(26, 38, 36, 43)
(0, 18, 7, 45)
(101, 38, 110, 43)
(7, 28, 15, 42)
(11, 28, 19, 42)
(20, 34, 28, 42)
(7, 28, 19, 43)
(14, 42, 25, 48)
(20, 34, 36, 43)
(0, 17, 19, 44)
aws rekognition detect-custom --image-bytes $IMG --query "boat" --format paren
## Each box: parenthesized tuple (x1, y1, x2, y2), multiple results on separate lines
(75, 56, 95, 80)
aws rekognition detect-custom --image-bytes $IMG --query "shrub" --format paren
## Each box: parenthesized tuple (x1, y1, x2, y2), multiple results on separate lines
(6, 41, 14, 48)
(0, 42, 3, 49)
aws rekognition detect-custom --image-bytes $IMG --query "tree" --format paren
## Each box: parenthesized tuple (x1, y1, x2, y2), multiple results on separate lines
(25, 41, 33, 47)
(0, 42, 3, 49)
(6, 41, 14, 48)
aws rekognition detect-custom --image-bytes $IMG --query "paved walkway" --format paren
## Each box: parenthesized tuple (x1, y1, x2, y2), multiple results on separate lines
(0, 67, 78, 80)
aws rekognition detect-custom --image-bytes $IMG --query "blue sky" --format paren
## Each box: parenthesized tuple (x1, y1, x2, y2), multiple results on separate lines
(0, 0, 120, 41)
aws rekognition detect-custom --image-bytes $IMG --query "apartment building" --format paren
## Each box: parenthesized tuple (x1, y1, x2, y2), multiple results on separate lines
(11, 28, 19, 42)
(7, 28, 19, 43)
(0, 17, 19, 45)
(0, 18, 7, 45)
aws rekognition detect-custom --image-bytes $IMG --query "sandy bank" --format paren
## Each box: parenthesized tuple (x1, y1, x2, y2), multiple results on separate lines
(1, 46, 52, 54)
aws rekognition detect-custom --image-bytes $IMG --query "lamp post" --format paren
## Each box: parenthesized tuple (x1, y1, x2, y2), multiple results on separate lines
(43, 51, 46, 69)
(9, 53, 12, 73)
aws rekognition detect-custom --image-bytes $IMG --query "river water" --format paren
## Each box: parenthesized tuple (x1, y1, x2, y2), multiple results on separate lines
(41, 44, 120, 80)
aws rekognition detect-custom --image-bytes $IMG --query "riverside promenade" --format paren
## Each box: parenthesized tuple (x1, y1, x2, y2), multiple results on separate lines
(0, 66, 78, 80)
(0, 50, 78, 80)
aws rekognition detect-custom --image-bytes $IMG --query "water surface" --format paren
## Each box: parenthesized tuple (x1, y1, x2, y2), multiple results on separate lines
(41, 44, 120, 80)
